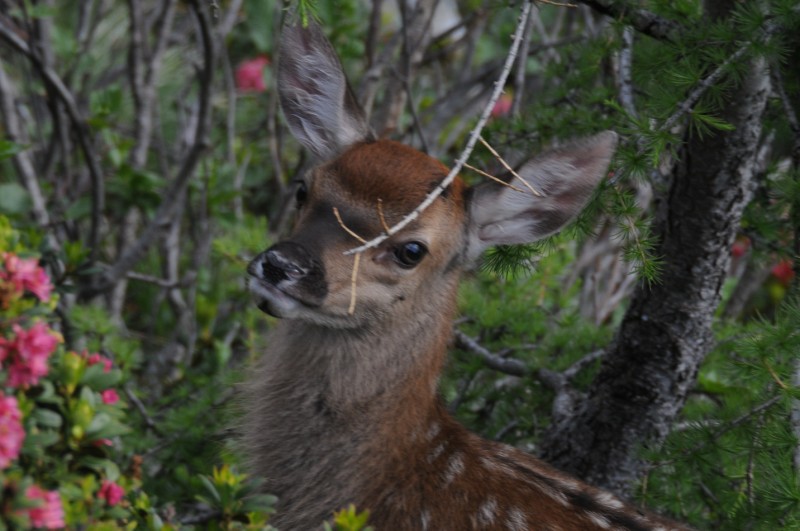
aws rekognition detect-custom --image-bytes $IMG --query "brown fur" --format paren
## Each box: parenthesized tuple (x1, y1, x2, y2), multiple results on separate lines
(242, 140, 686, 530)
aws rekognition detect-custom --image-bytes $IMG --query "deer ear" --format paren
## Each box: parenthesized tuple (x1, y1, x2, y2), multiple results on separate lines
(278, 21, 373, 160)
(466, 131, 617, 261)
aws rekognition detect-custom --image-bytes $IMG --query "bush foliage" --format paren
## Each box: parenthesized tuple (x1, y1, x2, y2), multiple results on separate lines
(0, 0, 798, 528)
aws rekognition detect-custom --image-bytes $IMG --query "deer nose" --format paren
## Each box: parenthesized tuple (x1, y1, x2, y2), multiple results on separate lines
(252, 241, 323, 286)
(263, 249, 305, 283)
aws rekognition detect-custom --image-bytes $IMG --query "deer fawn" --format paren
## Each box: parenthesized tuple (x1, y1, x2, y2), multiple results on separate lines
(243, 21, 685, 531)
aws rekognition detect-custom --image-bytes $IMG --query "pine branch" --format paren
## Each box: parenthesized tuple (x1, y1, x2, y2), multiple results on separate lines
(344, 0, 534, 256)
(576, 0, 684, 43)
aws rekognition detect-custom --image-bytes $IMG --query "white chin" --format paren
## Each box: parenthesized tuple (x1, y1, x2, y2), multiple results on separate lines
(248, 280, 303, 318)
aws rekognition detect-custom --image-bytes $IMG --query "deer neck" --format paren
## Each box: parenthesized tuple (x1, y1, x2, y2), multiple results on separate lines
(243, 280, 460, 523)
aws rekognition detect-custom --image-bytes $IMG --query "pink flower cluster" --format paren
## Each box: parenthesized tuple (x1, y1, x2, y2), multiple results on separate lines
(1, 253, 53, 302)
(23, 485, 64, 529)
(0, 392, 23, 469)
(235, 55, 270, 93)
(0, 322, 60, 388)
(86, 352, 113, 373)
(98, 480, 125, 506)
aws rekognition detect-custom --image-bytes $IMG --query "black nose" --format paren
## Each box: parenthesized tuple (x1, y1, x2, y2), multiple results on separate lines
(249, 241, 326, 290)
(262, 247, 305, 284)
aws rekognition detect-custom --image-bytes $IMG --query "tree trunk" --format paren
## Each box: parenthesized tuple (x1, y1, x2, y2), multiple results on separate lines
(539, 15, 771, 494)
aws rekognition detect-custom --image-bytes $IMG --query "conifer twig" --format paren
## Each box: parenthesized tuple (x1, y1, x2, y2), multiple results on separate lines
(344, 0, 534, 256)
(576, 0, 684, 43)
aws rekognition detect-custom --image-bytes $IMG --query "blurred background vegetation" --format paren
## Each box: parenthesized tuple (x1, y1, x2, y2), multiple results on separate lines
(0, 0, 798, 528)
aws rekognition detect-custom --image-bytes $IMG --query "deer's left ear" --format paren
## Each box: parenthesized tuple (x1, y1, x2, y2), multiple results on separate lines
(278, 21, 373, 160)
(465, 131, 617, 262)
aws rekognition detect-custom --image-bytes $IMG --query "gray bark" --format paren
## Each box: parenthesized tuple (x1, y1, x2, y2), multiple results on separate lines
(539, 29, 771, 496)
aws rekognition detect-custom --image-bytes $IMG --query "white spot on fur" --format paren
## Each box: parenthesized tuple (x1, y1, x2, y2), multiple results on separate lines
(479, 456, 498, 471)
(506, 508, 528, 531)
(426, 422, 441, 441)
(594, 491, 624, 510)
(541, 484, 569, 507)
(443, 452, 465, 485)
(586, 511, 611, 529)
(427, 443, 445, 463)
(420, 509, 430, 530)
(477, 497, 497, 525)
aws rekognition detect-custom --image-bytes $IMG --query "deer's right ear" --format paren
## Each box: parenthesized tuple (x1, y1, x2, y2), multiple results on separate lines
(278, 22, 373, 160)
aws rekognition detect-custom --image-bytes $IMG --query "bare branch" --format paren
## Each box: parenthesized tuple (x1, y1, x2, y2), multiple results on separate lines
(0, 17, 105, 258)
(0, 62, 51, 231)
(92, 0, 216, 296)
(346, 0, 535, 256)
(454, 329, 528, 377)
(616, 26, 637, 118)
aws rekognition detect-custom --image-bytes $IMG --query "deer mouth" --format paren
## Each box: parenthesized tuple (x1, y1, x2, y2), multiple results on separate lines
(247, 275, 309, 318)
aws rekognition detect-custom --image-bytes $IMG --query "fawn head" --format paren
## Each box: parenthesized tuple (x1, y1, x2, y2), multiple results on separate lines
(247, 22, 617, 329)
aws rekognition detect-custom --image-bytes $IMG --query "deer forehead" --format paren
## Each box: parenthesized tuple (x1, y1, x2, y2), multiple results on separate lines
(313, 140, 467, 225)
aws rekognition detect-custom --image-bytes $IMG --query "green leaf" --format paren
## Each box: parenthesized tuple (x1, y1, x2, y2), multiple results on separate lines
(0, 183, 32, 215)
(198, 475, 222, 506)
(0, 139, 24, 160)
(80, 365, 122, 390)
(32, 408, 63, 428)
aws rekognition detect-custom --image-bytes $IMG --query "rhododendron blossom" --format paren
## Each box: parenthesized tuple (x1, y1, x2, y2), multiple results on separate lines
(3, 322, 61, 388)
(235, 55, 270, 92)
(1, 253, 53, 302)
(86, 352, 113, 372)
(23, 485, 65, 529)
(98, 480, 125, 506)
(0, 393, 24, 469)
(101, 389, 120, 405)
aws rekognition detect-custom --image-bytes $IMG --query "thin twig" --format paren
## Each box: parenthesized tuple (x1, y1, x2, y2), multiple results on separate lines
(377, 199, 391, 233)
(658, 19, 783, 135)
(346, 0, 535, 256)
(124, 385, 164, 437)
(510, 3, 536, 117)
(333, 207, 367, 244)
(478, 135, 542, 196)
(454, 329, 528, 377)
(652, 395, 782, 468)
(463, 163, 526, 193)
(92, 0, 215, 296)
(0, 17, 105, 258)
(348, 253, 361, 315)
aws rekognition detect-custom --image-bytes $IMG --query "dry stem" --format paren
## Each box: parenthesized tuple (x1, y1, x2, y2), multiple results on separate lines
(478, 135, 542, 196)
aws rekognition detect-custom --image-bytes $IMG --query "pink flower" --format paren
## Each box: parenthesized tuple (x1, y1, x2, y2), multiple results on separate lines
(491, 93, 513, 118)
(86, 352, 112, 372)
(0, 393, 24, 469)
(5, 322, 61, 388)
(23, 485, 65, 529)
(771, 258, 795, 286)
(92, 438, 113, 447)
(235, 55, 270, 93)
(98, 480, 125, 506)
(1, 253, 53, 302)
(100, 389, 119, 405)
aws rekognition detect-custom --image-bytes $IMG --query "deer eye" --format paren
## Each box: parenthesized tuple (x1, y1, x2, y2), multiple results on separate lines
(394, 241, 428, 269)
(294, 181, 308, 208)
